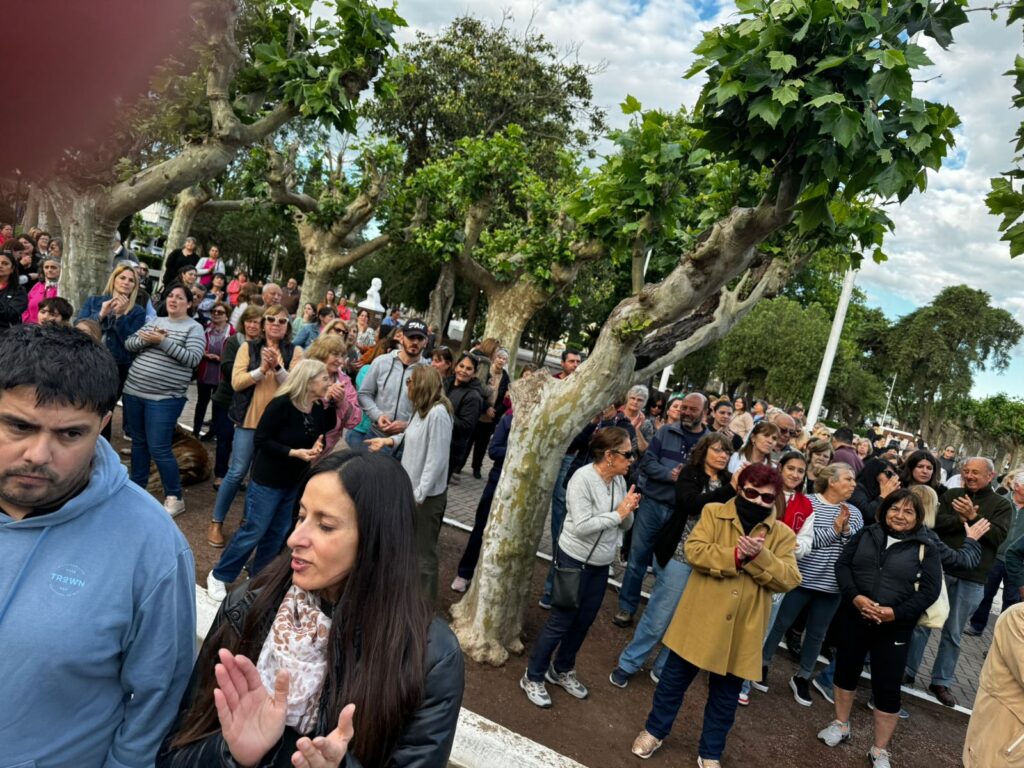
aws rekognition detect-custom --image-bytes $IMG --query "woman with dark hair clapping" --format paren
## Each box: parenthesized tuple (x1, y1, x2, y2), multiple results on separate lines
(158, 451, 464, 768)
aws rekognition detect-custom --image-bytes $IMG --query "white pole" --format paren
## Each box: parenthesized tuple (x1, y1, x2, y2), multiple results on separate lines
(880, 372, 898, 428)
(806, 268, 857, 427)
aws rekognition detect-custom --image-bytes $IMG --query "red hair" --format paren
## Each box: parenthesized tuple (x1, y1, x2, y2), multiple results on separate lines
(737, 463, 783, 496)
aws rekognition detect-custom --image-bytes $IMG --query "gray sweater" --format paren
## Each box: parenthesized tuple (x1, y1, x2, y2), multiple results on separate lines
(356, 351, 428, 435)
(123, 316, 205, 400)
(560, 464, 634, 567)
(395, 403, 453, 504)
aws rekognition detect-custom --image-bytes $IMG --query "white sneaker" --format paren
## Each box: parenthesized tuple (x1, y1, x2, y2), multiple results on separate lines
(520, 673, 552, 708)
(545, 665, 589, 699)
(817, 720, 851, 747)
(206, 571, 228, 601)
(450, 576, 469, 593)
(164, 496, 185, 518)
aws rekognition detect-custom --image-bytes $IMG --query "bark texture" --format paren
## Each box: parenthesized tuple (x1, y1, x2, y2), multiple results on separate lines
(165, 184, 213, 258)
(48, 186, 121, 308)
(426, 261, 456, 334)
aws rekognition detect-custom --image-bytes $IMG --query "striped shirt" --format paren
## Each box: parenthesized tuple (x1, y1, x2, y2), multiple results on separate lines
(123, 316, 205, 400)
(798, 494, 864, 593)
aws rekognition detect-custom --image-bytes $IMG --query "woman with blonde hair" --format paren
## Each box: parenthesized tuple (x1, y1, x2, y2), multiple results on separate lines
(728, 420, 780, 473)
(207, 358, 333, 600)
(77, 262, 147, 439)
(304, 333, 362, 454)
(804, 437, 834, 493)
(367, 365, 453, 599)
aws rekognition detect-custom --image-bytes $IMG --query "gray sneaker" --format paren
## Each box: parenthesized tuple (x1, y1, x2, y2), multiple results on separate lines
(869, 747, 892, 768)
(817, 720, 851, 747)
(520, 673, 552, 708)
(545, 666, 589, 699)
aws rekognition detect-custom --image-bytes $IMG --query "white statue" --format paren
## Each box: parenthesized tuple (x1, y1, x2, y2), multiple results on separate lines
(358, 277, 384, 313)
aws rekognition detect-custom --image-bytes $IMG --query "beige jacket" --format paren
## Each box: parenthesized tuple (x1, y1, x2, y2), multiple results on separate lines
(965, 603, 1024, 767)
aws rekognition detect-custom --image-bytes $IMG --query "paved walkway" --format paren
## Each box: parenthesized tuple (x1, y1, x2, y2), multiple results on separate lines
(176, 385, 992, 710)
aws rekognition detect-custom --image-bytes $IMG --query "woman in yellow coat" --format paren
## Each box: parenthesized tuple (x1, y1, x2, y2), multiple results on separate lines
(631, 463, 801, 767)
(964, 602, 1024, 767)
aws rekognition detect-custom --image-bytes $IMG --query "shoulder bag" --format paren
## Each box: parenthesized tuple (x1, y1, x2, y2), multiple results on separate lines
(551, 481, 616, 611)
(915, 543, 950, 629)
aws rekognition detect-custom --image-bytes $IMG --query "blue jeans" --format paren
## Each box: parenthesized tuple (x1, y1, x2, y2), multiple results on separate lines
(618, 559, 692, 676)
(213, 480, 299, 583)
(970, 559, 1021, 631)
(904, 574, 984, 687)
(123, 394, 186, 497)
(645, 651, 743, 760)
(211, 402, 234, 479)
(619, 497, 674, 615)
(212, 427, 255, 524)
(542, 454, 576, 602)
(763, 587, 841, 679)
(344, 428, 369, 453)
(527, 549, 609, 681)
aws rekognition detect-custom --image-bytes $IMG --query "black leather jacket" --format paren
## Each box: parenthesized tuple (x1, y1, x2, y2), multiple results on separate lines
(157, 585, 464, 768)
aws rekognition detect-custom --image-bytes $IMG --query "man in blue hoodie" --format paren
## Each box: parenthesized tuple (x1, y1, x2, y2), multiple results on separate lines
(0, 324, 196, 768)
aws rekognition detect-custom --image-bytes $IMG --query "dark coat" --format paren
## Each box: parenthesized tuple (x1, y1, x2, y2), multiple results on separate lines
(445, 376, 484, 468)
(0, 281, 28, 330)
(157, 583, 464, 768)
(77, 294, 147, 365)
(934, 485, 1012, 584)
(835, 524, 943, 628)
(654, 464, 734, 568)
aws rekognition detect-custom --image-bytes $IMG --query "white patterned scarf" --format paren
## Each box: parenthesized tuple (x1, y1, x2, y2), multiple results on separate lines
(256, 585, 332, 734)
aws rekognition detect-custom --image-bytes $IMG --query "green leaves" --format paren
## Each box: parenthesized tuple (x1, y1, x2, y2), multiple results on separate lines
(750, 96, 783, 128)
(986, 177, 1024, 257)
(768, 51, 798, 72)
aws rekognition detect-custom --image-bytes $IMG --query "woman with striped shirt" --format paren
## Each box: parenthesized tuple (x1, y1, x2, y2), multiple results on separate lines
(122, 284, 205, 516)
(758, 463, 863, 706)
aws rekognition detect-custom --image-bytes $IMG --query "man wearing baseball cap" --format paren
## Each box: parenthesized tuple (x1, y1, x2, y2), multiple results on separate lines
(356, 318, 430, 454)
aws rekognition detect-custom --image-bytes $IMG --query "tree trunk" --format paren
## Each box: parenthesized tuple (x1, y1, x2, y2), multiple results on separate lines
(165, 185, 212, 259)
(426, 261, 456, 334)
(451, 178, 800, 663)
(460, 290, 481, 353)
(20, 186, 42, 232)
(41, 196, 60, 236)
(48, 187, 121, 309)
(481, 280, 550, 370)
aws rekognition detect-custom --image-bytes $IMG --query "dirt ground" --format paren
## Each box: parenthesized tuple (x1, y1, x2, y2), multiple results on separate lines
(135, 423, 971, 768)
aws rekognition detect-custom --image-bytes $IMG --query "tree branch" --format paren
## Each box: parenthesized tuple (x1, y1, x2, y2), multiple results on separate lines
(324, 233, 392, 271)
(452, 201, 500, 294)
(266, 145, 320, 213)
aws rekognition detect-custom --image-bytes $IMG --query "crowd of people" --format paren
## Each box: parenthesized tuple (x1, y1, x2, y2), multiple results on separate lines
(2, 227, 1023, 768)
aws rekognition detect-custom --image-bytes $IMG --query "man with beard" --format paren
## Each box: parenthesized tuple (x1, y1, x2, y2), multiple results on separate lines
(0, 324, 195, 767)
(615, 392, 708, 627)
(357, 318, 430, 455)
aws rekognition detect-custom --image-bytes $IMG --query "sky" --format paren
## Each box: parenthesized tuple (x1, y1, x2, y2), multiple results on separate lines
(389, 0, 1024, 398)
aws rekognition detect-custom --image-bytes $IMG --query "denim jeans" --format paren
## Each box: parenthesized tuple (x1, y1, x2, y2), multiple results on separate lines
(211, 402, 234, 479)
(212, 480, 300, 583)
(762, 587, 841, 679)
(904, 574, 984, 687)
(344, 428, 369, 453)
(645, 650, 743, 760)
(969, 559, 1021, 631)
(618, 559, 692, 675)
(542, 454, 576, 602)
(123, 394, 186, 498)
(212, 427, 255, 523)
(618, 497, 674, 615)
(527, 549, 609, 682)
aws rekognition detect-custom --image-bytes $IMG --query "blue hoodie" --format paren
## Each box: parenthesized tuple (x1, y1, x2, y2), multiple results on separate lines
(0, 439, 196, 768)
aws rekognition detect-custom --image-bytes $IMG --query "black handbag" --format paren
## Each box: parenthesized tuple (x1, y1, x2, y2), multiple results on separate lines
(550, 487, 615, 611)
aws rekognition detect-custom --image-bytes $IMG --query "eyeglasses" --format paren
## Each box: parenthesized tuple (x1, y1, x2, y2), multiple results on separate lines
(777, 428, 795, 437)
(741, 487, 777, 504)
(611, 449, 637, 460)
(265, 317, 289, 325)
(882, 468, 897, 478)
(211, 310, 227, 316)
(330, 327, 346, 334)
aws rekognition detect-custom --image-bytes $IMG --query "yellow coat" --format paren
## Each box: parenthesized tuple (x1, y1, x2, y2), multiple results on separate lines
(662, 499, 801, 681)
(964, 603, 1024, 767)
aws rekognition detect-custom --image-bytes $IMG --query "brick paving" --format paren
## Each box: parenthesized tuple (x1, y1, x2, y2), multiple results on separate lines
(175, 384, 991, 711)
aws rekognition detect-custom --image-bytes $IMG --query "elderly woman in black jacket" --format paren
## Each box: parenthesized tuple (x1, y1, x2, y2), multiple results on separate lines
(158, 452, 463, 768)
(445, 353, 485, 481)
(817, 490, 942, 768)
(610, 433, 736, 687)
(850, 457, 901, 525)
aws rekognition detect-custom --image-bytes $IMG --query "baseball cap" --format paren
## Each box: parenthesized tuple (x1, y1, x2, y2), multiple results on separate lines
(403, 318, 428, 338)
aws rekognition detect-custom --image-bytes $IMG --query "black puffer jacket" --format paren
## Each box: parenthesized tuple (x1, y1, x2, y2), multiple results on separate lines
(158, 584, 464, 768)
(446, 376, 484, 469)
(835, 524, 943, 628)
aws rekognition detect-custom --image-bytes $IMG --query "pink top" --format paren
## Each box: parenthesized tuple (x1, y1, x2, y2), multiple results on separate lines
(22, 282, 59, 324)
(323, 373, 363, 453)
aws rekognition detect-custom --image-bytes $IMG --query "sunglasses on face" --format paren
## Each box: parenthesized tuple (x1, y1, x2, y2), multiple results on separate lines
(330, 327, 346, 334)
(611, 449, 637, 460)
(265, 317, 289, 325)
(882, 468, 897, 479)
(211, 310, 227, 316)
(741, 487, 777, 504)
